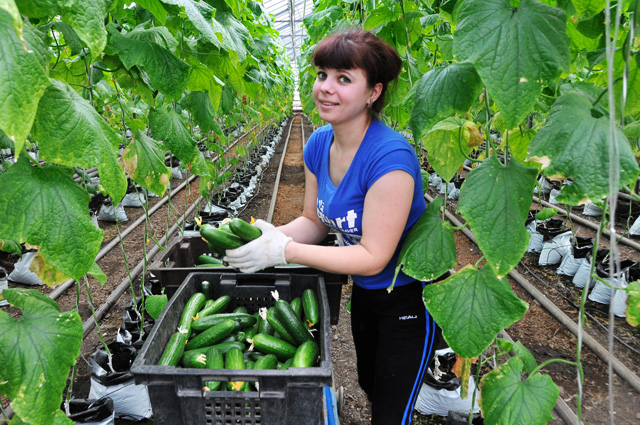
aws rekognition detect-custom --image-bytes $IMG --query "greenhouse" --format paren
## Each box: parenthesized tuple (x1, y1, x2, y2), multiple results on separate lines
(1, 1, 640, 424)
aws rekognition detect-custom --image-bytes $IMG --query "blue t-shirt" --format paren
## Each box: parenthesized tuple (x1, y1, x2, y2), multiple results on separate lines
(303, 120, 426, 290)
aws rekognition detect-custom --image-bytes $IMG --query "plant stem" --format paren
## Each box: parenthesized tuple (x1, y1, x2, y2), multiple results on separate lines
(528, 358, 578, 378)
(83, 276, 114, 372)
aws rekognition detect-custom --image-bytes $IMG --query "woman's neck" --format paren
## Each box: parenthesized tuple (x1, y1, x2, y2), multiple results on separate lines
(331, 112, 373, 150)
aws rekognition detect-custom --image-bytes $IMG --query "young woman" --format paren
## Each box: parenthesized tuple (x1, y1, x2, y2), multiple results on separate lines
(225, 29, 435, 424)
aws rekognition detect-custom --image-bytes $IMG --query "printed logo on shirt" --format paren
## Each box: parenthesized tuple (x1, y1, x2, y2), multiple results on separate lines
(316, 200, 360, 236)
(399, 315, 418, 321)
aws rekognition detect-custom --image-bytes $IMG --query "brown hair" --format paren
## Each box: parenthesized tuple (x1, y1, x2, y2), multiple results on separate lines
(311, 29, 402, 119)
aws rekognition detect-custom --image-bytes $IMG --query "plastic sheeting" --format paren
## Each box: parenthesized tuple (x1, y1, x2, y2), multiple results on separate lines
(8, 251, 44, 285)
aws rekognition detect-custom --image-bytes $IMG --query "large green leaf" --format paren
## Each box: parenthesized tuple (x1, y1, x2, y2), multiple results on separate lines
(423, 265, 528, 358)
(0, 156, 103, 284)
(126, 24, 178, 51)
(34, 79, 127, 205)
(0, 0, 23, 42)
(457, 155, 538, 277)
(504, 128, 538, 167)
(0, 288, 83, 425)
(570, 0, 605, 18)
(136, 0, 168, 24)
(62, 0, 108, 60)
(187, 60, 225, 112)
(216, 11, 249, 62)
(409, 63, 482, 141)
(52, 21, 84, 56)
(392, 196, 456, 291)
(148, 106, 209, 176)
(160, 0, 223, 49)
(14, 0, 55, 18)
(16, 0, 107, 59)
(120, 131, 172, 197)
(0, 11, 50, 151)
(626, 280, 640, 327)
(185, 91, 219, 134)
(108, 28, 189, 99)
(613, 50, 640, 116)
(480, 356, 559, 425)
(423, 117, 482, 182)
(454, 0, 570, 128)
(528, 91, 640, 205)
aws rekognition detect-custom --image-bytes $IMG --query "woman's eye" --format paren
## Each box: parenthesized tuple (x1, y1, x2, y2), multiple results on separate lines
(317, 71, 327, 80)
(338, 76, 351, 83)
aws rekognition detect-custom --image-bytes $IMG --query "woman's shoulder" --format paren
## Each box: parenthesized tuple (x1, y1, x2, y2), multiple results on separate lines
(368, 120, 413, 151)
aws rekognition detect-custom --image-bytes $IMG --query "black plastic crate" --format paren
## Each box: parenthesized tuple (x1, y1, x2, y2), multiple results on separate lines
(131, 272, 333, 425)
(148, 235, 346, 325)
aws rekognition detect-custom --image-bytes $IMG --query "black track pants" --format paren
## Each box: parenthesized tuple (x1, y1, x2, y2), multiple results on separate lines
(350, 281, 435, 425)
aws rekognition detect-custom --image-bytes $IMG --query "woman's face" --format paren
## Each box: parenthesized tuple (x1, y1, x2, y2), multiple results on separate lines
(313, 67, 373, 125)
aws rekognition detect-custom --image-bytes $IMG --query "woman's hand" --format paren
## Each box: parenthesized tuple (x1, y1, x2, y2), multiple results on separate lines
(224, 220, 292, 273)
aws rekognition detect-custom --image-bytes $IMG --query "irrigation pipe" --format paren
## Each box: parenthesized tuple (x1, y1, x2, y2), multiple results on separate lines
(82, 196, 202, 337)
(266, 117, 295, 224)
(425, 194, 640, 396)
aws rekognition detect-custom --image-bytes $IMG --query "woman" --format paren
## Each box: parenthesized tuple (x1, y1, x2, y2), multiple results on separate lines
(225, 29, 435, 424)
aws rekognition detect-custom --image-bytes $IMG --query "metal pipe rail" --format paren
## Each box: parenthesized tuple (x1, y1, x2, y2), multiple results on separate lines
(267, 117, 295, 224)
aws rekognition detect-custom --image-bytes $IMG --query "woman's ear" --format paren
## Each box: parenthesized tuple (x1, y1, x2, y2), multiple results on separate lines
(370, 82, 383, 103)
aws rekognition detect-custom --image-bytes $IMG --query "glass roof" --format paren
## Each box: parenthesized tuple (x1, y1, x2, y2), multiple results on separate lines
(262, 0, 314, 69)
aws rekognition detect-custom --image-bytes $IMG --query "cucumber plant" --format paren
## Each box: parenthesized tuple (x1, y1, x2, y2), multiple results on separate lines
(299, 0, 640, 423)
(0, 1, 294, 423)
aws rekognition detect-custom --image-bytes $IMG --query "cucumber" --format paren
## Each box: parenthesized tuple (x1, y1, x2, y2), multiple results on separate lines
(301, 288, 319, 327)
(181, 350, 208, 368)
(207, 240, 226, 256)
(244, 326, 258, 343)
(179, 292, 206, 338)
(192, 313, 257, 332)
(233, 306, 248, 314)
(197, 254, 224, 266)
(259, 314, 275, 335)
(185, 319, 235, 351)
(200, 280, 213, 300)
(229, 218, 262, 242)
(198, 295, 231, 318)
(266, 307, 297, 345)
(200, 224, 244, 250)
(278, 358, 294, 370)
(203, 347, 224, 392)
(292, 340, 319, 368)
(274, 299, 314, 345)
(225, 347, 245, 391)
(252, 333, 297, 361)
(183, 341, 246, 359)
(157, 331, 188, 366)
(290, 297, 302, 319)
(253, 353, 278, 370)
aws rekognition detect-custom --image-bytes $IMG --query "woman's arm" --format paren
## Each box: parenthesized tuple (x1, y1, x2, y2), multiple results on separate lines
(284, 169, 414, 276)
(278, 166, 330, 244)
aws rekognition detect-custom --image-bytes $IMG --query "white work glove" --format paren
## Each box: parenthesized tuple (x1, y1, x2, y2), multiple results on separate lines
(224, 219, 292, 273)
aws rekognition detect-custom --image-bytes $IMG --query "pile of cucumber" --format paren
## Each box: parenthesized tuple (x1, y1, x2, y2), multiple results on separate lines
(199, 217, 262, 257)
(157, 281, 321, 392)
